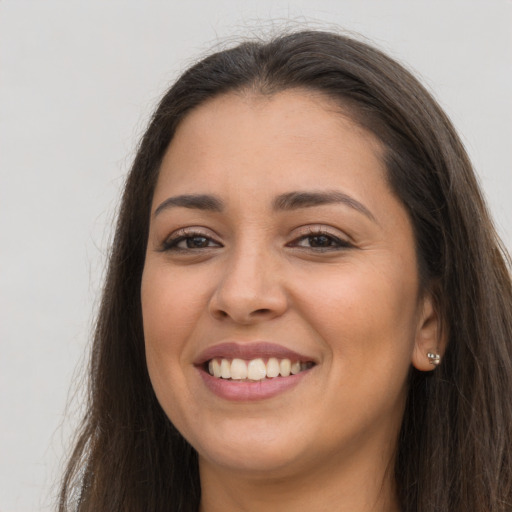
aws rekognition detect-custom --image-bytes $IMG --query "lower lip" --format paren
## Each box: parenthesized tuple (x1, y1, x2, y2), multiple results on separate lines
(198, 368, 312, 401)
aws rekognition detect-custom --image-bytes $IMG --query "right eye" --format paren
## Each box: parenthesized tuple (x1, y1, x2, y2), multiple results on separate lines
(160, 231, 223, 252)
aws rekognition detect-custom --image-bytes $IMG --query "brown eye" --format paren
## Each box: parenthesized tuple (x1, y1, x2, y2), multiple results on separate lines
(160, 232, 222, 252)
(288, 231, 353, 252)
(308, 235, 336, 248)
(185, 236, 210, 248)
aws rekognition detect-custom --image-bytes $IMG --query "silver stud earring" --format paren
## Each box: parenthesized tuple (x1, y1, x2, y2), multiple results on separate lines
(427, 352, 441, 366)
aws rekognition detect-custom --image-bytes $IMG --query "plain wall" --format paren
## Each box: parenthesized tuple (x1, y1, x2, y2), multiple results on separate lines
(1, 1, 511, 511)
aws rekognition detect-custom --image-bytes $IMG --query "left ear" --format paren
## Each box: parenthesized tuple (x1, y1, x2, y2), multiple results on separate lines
(411, 287, 447, 372)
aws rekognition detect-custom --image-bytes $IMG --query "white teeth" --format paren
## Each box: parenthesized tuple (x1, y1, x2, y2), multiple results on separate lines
(207, 357, 312, 380)
(266, 357, 280, 378)
(247, 358, 267, 380)
(220, 359, 231, 379)
(212, 359, 222, 378)
(230, 358, 248, 380)
(279, 359, 291, 377)
(291, 361, 301, 375)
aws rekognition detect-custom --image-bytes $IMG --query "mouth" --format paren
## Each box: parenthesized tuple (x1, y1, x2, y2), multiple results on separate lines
(205, 357, 315, 381)
(194, 342, 317, 400)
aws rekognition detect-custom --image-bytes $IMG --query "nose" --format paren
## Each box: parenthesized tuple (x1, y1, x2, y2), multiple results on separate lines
(208, 246, 288, 325)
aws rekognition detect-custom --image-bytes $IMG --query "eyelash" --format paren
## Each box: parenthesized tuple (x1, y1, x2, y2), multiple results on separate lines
(160, 230, 221, 252)
(160, 228, 353, 253)
(288, 229, 353, 252)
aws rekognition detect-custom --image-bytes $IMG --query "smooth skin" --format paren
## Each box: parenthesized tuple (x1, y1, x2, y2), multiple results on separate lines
(141, 90, 443, 512)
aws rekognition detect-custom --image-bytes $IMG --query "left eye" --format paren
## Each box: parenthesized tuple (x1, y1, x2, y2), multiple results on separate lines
(290, 233, 351, 250)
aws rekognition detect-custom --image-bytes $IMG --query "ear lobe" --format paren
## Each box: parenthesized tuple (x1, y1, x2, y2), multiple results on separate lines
(411, 290, 447, 372)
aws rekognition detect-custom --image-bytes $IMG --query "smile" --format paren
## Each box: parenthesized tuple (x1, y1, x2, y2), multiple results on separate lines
(195, 342, 317, 401)
(207, 357, 315, 381)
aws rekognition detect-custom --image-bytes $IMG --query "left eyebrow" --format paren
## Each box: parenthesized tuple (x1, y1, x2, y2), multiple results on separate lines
(273, 190, 377, 223)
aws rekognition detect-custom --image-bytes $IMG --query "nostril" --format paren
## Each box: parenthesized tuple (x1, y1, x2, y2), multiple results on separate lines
(253, 308, 272, 315)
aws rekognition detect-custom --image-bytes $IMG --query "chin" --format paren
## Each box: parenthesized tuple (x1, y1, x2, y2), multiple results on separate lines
(200, 446, 303, 477)
(193, 423, 309, 476)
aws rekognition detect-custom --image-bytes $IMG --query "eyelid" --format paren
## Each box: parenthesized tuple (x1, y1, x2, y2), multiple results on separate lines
(290, 224, 352, 240)
(157, 224, 354, 252)
(159, 226, 223, 252)
(286, 225, 354, 250)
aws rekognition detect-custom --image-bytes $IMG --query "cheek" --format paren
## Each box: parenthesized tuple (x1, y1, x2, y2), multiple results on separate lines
(141, 262, 203, 406)
(141, 262, 211, 424)
(294, 259, 419, 371)
(141, 262, 210, 352)
(301, 261, 419, 433)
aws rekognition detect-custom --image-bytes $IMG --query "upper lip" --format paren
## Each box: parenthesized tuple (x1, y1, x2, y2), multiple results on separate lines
(194, 342, 316, 365)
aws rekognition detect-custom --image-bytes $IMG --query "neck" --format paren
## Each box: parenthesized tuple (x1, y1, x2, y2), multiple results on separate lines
(198, 446, 400, 512)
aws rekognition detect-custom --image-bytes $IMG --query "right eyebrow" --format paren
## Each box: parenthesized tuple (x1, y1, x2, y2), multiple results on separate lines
(153, 194, 224, 217)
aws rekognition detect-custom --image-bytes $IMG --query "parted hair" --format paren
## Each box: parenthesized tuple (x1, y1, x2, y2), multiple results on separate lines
(59, 30, 512, 512)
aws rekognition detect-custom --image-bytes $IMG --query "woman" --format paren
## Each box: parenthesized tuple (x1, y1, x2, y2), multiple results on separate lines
(59, 30, 512, 511)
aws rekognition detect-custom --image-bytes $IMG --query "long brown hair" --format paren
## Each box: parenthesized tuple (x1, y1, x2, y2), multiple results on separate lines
(59, 30, 512, 511)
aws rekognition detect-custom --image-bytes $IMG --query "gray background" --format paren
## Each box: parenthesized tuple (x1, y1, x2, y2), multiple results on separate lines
(1, 1, 511, 511)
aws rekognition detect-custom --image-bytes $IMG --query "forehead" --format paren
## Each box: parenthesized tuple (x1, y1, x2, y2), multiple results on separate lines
(154, 90, 387, 204)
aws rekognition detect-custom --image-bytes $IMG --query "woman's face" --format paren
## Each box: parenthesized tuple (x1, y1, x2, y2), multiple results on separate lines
(141, 90, 438, 478)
